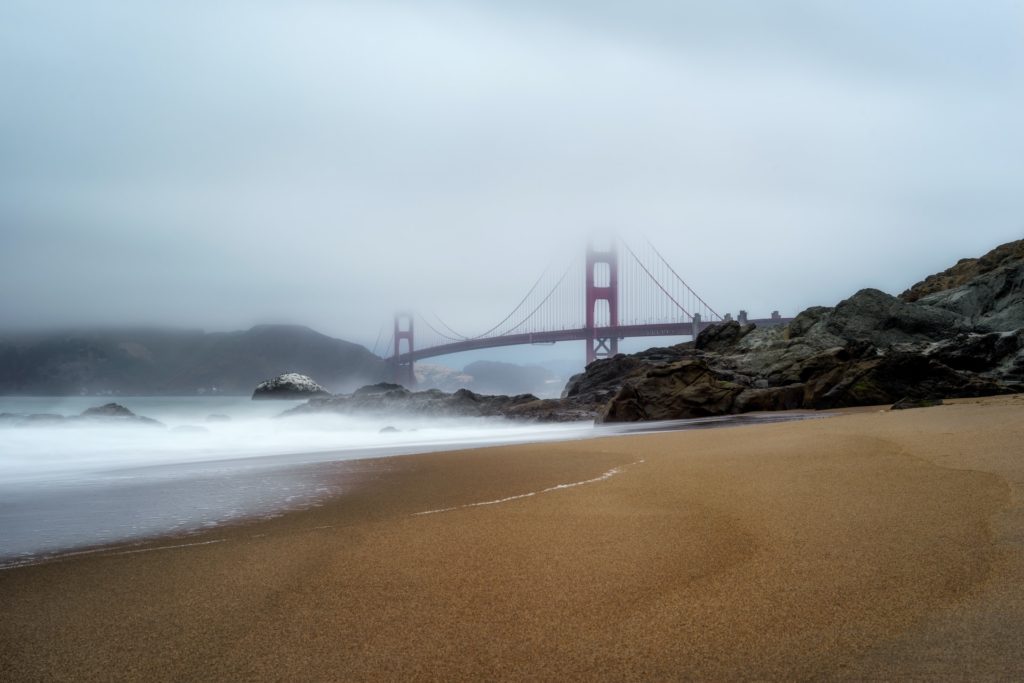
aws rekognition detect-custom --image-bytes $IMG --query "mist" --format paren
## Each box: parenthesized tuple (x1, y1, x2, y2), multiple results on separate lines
(1, 0, 1022, 356)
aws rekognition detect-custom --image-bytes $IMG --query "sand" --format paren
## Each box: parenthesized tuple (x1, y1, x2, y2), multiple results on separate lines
(2, 395, 1024, 680)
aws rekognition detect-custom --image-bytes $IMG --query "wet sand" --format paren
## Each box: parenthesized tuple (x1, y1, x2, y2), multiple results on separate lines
(2, 396, 1023, 680)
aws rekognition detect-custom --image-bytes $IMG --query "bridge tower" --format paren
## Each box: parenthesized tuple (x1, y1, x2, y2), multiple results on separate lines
(392, 312, 415, 386)
(585, 241, 619, 364)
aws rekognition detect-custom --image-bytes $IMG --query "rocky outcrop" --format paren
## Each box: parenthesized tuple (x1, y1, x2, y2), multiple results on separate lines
(570, 240, 1024, 423)
(597, 359, 746, 422)
(81, 402, 136, 418)
(0, 403, 162, 427)
(902, 239, 1024, 302)
(285, 382, 540, 419)
(252, 373, 330, 400)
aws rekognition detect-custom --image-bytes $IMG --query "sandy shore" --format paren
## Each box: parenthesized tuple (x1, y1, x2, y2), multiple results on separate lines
(3, 396, 1024, 680)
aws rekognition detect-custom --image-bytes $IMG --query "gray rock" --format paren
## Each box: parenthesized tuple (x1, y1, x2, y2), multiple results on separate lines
(78, 403, 164, 426)
(285, 385, 541, 419)
(253, 373, 331, 400)
(81, 403, 136, 418)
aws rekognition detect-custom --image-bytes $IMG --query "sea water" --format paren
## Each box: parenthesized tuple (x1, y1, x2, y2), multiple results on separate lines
(0, 396, 597, 564)
(0, 396, 825, 566)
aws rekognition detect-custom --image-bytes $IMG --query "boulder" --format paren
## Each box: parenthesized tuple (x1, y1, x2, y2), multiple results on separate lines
(809, 353, 1011, 410)
(597, 359, 746, 423)
(695, 321, 755, 352)
(81, 403, 136, 418)
(252, 373, 330, 400)
(284, 384, 541, 419)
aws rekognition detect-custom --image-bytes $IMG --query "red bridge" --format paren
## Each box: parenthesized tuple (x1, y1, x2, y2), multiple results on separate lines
(380, 239, 790, 384)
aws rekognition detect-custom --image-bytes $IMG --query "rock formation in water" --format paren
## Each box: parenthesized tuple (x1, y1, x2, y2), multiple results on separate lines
(0, 402, 163, 427)
(252, 373, 331, 400)
(284, 382, 541, 418)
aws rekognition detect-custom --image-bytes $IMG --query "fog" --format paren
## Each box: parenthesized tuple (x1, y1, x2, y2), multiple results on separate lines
(1, 1, 1022, 358)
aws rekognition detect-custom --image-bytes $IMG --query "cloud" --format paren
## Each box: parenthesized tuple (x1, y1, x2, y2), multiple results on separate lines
(1, 0, 1021, 356)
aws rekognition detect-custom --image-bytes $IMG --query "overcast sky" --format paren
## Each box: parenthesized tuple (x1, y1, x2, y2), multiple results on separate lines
(2, 1, 1022, 360)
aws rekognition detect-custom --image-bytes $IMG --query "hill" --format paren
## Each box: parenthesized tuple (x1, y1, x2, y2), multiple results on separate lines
(0, 324, 387, 395)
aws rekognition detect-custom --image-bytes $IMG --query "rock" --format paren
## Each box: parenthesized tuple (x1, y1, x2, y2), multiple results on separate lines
(25, 413, 67, 424)
(252, 373, 331, 400)
(695, 321, 755, 352)
(734, 384, 807, 413)
(354, 382, 407, 396)
(81, 403, 136, 418)
(284, 384, 541, 419)
(808, 353, 1011, 410)
(916, 263, 1024, 332)
(379, 426, 400, 433)
(891, 397, 944, 410)
(0, 412, 67, 426)
(902, 239, 1024, 302)
(825, 288, 962, 346)
(78, 403, 163, 426)
(206, 414, 231, 422)
(503, 397, 602, 422)
(927, 331, 1024, 379)
(597, 359, 747, 423)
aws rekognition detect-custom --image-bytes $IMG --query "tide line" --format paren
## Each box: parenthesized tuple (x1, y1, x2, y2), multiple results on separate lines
(111, 538, 227, 556)
(412, 459, 644, 516)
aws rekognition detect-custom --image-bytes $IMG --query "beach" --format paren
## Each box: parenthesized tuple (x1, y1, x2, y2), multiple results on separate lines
(2, 396, 1023, 680)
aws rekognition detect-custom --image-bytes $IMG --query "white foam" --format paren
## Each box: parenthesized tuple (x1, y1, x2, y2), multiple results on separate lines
(413, 459, 644, 516)
(0, 396, 597, 485)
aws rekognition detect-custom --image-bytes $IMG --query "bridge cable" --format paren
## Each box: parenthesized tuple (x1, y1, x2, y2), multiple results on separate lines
(371, 324, 386, 357)
(643, 236, 722, 320)
(415, 312, 466, 344)
(428, 310, 470, 341)
(620, 240, 695, 320)
(459, 262, 556, 340)
(483, 263, 574, 338)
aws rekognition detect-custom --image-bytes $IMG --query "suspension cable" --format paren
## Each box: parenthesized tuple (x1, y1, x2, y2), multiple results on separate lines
(498, 263, 574, 336)
(415, 313, 465, 343)
(464, 262, 555, 339)
(644, 236, 722, 320)
(620, 240, 694, 319)
(428, 310, 469, 340)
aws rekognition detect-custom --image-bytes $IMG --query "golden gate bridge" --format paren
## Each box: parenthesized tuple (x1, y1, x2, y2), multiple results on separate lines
(374, 238, 788, 384)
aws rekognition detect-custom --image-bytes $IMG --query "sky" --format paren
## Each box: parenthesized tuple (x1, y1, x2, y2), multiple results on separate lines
(1, 0, 1023, 366)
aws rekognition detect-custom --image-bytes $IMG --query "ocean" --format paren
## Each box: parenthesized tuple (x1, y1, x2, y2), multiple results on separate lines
(0, 396, 596, 565)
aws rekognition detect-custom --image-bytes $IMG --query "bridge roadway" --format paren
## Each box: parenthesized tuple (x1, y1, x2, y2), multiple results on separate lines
(393, 318, 792, 363)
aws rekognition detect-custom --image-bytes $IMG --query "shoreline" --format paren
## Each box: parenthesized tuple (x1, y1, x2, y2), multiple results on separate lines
(0, 411, 829, 568)
(3, 396, 1023, 679)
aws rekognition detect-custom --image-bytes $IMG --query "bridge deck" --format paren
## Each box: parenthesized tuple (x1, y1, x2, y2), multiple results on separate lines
(393, 319, 790, 363)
